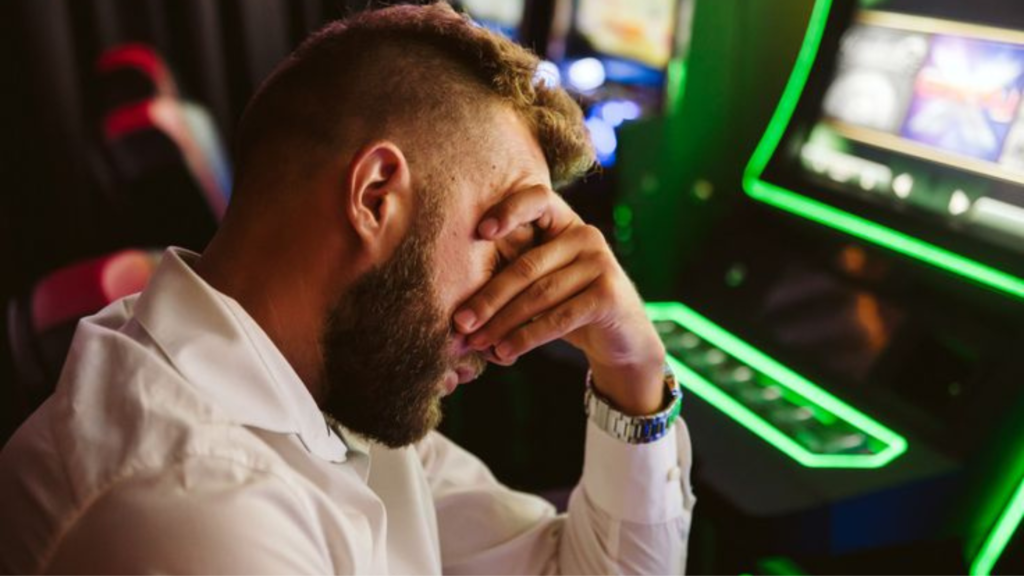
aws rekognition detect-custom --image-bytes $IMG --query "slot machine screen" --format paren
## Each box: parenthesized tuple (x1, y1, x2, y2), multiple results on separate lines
(574, 0, 679, 72)
(754, 0, 1024, 283)
(461, 0, 525, 39)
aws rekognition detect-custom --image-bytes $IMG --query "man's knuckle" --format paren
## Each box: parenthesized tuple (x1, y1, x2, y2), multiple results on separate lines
(476, 289, 503, 315)
(582, 224, 606, 244)
(513, 254, 542, 280)
(597, 275, 618, 297)
(595, 249, 619, 270)
(529, 276, 557, 300)
(551, 307, 576, 333)
(567, 224, 591, 243)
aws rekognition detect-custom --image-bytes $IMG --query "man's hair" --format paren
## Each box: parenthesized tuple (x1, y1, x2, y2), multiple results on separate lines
(233, 2, 594, 192)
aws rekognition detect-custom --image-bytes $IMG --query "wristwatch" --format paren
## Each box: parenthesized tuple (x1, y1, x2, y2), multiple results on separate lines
(584, 363, 683, 444)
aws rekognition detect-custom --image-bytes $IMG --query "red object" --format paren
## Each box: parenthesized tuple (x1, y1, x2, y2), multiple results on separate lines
(103, 98, 189, 146)
(103, 100, 157, 140)
(31, 250, 157, 334)
(96, 43, 175, 96)
(103, 98, 227, 220)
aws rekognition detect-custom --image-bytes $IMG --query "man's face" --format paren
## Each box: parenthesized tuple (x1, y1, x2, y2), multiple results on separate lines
(320, 108, 550, 448)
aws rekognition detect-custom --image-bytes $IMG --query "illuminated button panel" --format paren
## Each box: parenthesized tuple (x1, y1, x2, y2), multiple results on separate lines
(647, 302, 907, 469)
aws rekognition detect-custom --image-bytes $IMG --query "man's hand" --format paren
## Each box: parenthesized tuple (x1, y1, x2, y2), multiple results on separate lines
(453, 186, 667, 416)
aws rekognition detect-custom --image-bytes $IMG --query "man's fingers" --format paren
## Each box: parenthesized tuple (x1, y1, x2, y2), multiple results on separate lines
(492, 287, 601, 362)
(461, 184, 617, 366)
(477, 347, 513, 367)
(455, 225, 602, 333)
(466, 259, 600, 349)
(477, 185, 580, 241)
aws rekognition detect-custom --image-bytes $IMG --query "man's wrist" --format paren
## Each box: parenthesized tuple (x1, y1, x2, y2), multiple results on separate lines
(587, 353, 666, 416)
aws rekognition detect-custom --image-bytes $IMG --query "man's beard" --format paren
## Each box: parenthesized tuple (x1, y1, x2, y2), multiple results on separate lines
(319, 198, 486, 448)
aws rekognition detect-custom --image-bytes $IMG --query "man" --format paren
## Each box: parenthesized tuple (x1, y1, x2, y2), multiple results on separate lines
(0, 3, 695, 574)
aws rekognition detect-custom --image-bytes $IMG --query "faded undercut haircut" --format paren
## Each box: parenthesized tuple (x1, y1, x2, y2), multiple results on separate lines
(233, 2, 595, 195)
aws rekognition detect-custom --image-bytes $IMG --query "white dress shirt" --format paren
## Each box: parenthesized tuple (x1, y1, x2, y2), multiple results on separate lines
(0, 247, 695, 574)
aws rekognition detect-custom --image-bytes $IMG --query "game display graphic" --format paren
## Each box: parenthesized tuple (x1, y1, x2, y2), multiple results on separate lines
(823, 24, 929, 133)
(998, 89, 1024, 173)
(901, 35, 1024, 162)
(461, 0, 524, 28)
(576, 0, 677, 69)
(800, 12, 1024, 256)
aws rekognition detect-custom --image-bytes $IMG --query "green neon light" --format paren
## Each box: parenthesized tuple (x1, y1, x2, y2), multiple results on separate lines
(743, 0, 834, 187)
(665, 57, 688, 117)
(740, 0, 1024, 301)
(750, 181, 1024, 299)
(758, 556, 807, 576)
(647, 301, 907, 469)
(971, 476, 1024, 575)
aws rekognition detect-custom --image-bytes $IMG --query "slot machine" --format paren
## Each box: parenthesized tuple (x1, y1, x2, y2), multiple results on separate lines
(547, 0, 691, 166)
(624, 0, 1024, 572)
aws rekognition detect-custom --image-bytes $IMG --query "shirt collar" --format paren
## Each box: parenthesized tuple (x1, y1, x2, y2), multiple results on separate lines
(132, 247, 348, 463)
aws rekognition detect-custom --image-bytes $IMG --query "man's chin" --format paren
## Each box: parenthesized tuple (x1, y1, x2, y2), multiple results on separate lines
(324, 380, 445, 450)
(348, 402, 442, 449)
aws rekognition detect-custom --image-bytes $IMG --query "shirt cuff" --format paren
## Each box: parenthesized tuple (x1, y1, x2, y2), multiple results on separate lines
(580, 417, 688, 524)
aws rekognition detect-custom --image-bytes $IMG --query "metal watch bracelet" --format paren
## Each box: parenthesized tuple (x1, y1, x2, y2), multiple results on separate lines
(584, 363, 683, 444)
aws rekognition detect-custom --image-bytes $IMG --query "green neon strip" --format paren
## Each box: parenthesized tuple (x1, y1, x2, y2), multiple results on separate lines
(741, 0, 1024, 300)
(758, 556, 807, 576)
(971, 477, 1024, 575)
(665, 57, 688, 117)
(647, 301, 907, 469)
(742, 0, 834, 186)
(750, 181, 1024, 299)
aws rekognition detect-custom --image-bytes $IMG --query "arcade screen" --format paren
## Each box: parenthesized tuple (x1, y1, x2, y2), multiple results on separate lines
(574, 0, 678, 70)
(771, 0, 1024, 263)
(461, 0, 525, 39)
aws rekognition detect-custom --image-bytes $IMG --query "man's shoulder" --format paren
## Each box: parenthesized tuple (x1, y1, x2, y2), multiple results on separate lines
(41, 450, 330, 574)
(0, 369, 310, 573)
(7, 292, 296, 492)
(0, 295, 299, 573)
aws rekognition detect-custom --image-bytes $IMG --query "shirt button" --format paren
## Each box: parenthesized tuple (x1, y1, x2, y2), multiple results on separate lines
(667, 466, 681, 482)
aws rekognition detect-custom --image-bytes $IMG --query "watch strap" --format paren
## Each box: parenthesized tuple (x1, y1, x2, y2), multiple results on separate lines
(584, 364, 682, 445)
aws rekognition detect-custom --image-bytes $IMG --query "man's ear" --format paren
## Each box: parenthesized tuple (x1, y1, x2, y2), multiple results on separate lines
(343, 141, 413, 255)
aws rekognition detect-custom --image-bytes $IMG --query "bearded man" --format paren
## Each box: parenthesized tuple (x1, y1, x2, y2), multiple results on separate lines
(0, 3, 695, 574)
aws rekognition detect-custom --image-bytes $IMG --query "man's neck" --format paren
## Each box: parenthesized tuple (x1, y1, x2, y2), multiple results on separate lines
(195, 224, 332, 402)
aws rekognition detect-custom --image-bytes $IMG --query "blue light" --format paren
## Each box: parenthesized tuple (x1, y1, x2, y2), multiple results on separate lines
(585, 116, 617, 165)
(568, 58, 606, 92)
(534, 60, 561, 88)
(602, 58, 665, 86)
(598, 99, 642, 128)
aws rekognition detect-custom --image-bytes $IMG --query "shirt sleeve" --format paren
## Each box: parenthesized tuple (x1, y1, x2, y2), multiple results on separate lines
(418, 417, 696, 575)
(42, 456, 365, 575)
